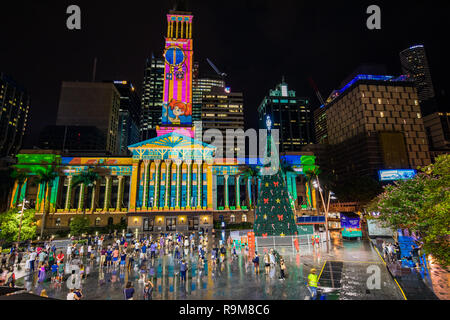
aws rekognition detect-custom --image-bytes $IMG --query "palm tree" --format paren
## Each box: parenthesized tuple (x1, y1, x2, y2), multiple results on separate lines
(35, 167, 59, 237)
(10, 168, 30, 208)
(236, 165, 260, 209)
(72, 167, 100, 214)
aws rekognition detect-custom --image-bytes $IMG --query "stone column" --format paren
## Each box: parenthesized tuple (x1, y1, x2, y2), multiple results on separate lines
(185, 160, 192, 209)
(224, 174, 229, 210)
(164, 159, 172, 210)
(103, 176, 112, 212)
(196, 160, 203, 209)
(90, 182, 96, 213)
(206, 161, 214, 210)
(77, 183, 85, 212)
(129, 160, 140, 212)
(153, 160, 161, 209)
(64, 176, 73, 211)
(175, 159, 183, 209)
(235, 175, 241, 210)
(116, 175, 124, 211)
(142, 160, 150, 209)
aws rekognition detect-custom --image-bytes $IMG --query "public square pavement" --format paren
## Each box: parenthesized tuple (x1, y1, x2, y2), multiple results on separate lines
(16, 236, 404, 300)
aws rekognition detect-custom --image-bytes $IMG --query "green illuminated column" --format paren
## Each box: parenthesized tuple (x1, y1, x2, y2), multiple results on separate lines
(185, 160, 192, 209)
(224, 174, 229, 210)
(103, 176, 112, 212)
(77, 183, 85, 212)
(116, 175, 124, 211)
(142, 160, 150, 209)
(153, 160, 161, 209)
(175, 159, 182, 209)
(164, 159, 172, 209)
(247, 177, 252, 207)
(65, 176, 73, 211)
(235, 175, 241, 210)
(196, 160, 203, 209)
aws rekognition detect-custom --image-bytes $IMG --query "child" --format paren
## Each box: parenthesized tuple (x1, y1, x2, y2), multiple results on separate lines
(57, 261, 65, 283)
(51, 263, 58, 282)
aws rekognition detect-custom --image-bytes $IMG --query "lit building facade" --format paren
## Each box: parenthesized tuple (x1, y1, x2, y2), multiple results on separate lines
(0, 73, 30, 160)
(323, 74, 431, 180)
(8, 10, 318, 234)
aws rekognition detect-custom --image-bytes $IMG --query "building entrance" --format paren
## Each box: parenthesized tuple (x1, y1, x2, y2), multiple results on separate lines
(166, 217, 177, 231)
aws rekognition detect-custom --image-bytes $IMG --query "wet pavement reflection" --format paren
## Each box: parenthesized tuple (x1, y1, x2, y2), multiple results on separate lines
(20, 235, 404, 300)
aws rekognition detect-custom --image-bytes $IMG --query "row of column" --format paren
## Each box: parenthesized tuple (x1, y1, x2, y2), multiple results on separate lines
(64, 175, 125, 212)
(222, 175, 242, 210)
(138, 159, 205, 210)
(167, 19, 192, 39)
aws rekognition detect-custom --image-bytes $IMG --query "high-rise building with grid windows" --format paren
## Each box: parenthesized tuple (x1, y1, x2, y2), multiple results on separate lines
(400, 45, 435, 104)
(0, 73, 30, 159)
(140, 55, 165, 140)
(258, 79, 313, 152)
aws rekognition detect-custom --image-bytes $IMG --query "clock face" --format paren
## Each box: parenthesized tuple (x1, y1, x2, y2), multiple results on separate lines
(165, 46, 185, 66)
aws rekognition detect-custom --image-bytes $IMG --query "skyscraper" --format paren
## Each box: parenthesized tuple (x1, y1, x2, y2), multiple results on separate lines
(55, 81, 121, 154)
(140, 55, 165, 139)
(192, 77, 225, 122)
(400, 45, 435, 104)
(110, 80, 141, 155)
(258, 79, 313, 153)
(0, 72, 30, 160)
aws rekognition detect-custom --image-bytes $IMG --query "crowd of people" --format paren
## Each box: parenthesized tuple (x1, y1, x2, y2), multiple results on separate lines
(381, 240, 425, 270)
(1, 230, 320, 300)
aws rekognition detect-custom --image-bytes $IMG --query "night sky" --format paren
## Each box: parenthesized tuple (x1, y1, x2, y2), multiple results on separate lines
(1, 0, 448, 148)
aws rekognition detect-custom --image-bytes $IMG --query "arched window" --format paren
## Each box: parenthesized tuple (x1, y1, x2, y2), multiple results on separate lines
(230, 214, 236, 223)
(68, 218, 74, 226)
(95, 217, 101, 226)
(108, 217, 114, 226)
(55, 218, 61, 226)
(241, 214, 247, 222)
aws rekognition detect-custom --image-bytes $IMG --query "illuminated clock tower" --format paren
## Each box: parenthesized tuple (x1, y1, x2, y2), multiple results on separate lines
(161, 10, 194, 128)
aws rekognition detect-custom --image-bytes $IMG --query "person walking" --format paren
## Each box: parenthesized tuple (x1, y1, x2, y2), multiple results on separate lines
(279, 257, 286, 280)
(252, 252, 260, 274)
(143, 280, 154, 300)
(307, 268, 319, 300)
(123, 281, 135, 300)
(180, 259, 188, 282)
(264, 253, 270, 275)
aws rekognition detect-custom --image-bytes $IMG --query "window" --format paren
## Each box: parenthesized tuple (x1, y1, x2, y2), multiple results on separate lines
(242, 214, 247, 222)
(380, 112, 384, 118)
(230, 214, 236, 223)
(95, 217, 101, 226)
(55, 218, 61, 227)
(68, 218, 74, 226)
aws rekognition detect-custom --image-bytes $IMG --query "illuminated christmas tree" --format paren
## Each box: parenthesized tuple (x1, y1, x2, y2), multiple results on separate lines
(253, 116, 298, 237)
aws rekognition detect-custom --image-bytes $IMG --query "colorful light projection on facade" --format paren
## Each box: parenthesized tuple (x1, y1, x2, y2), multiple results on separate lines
(156, 126, 194, 138)
(162, 13, 194, 126)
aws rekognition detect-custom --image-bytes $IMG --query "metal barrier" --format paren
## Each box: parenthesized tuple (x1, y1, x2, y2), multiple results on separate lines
(255, 232, 330, 256)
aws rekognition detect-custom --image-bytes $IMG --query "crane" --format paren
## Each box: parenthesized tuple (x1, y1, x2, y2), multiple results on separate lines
(308, 77, 325, 106)
(206, 58, 227, 78)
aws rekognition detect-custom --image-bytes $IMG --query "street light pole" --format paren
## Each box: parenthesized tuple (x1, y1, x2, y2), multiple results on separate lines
(315, 176, 330, 253)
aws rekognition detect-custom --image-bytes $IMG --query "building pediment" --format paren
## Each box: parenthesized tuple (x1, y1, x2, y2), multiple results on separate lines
(128, 132, 215, 161)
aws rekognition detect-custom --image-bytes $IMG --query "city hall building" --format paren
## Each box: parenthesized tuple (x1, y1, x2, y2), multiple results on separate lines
(8, 9, 319, 234)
